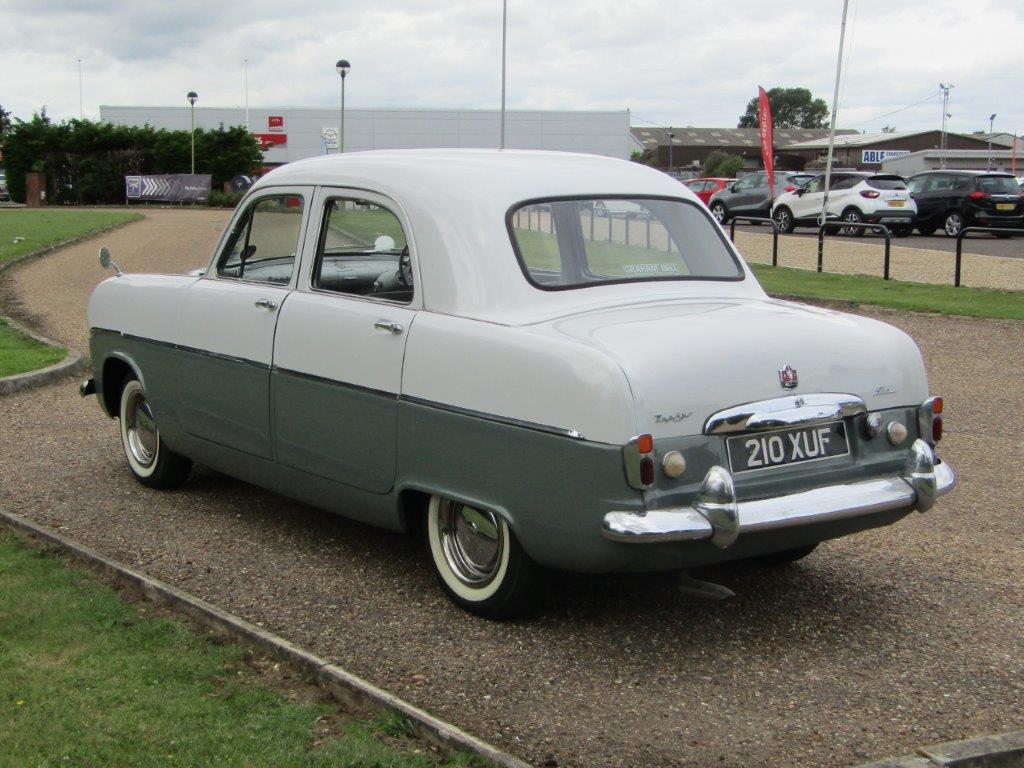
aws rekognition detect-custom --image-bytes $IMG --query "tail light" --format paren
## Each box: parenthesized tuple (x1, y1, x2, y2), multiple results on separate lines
(918, 396, 943, 446)
(968, 191, 987, 200)
(623, 434, 656, 490)
(860, 190, 880, 199)
(784, 185, 796, 192)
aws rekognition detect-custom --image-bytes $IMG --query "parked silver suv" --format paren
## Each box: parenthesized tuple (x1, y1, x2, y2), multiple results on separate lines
(708, 171, 802, 224)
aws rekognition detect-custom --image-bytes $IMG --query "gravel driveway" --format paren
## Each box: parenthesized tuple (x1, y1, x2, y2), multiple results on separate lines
(2, 210, 1023, 767)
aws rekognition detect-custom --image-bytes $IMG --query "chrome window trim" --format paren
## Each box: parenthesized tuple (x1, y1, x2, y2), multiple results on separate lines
(704, 393, 867, 435)
(209, 188, 311, 290)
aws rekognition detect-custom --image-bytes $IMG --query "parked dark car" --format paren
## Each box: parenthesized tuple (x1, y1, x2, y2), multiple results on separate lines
(906, 171, 1023, 236)
(708, 171, 802, 224)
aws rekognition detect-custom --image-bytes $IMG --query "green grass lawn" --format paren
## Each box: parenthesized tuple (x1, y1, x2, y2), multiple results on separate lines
(0, 529, 483, 768)
(751, 264, 1024, 321)
(0, 209, 142, 266)
(0, 320, 66, 378)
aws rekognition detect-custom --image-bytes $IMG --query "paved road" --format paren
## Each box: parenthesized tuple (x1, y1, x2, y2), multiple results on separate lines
(2, 210, 1023, 768)
(733, 223, 1024, 259)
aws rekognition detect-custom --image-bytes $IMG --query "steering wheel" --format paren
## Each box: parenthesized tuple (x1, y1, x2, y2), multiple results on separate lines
(397, 247, 413, 287)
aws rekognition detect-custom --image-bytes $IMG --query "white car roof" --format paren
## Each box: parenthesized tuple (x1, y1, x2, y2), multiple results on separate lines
(251, 150, 764, 324)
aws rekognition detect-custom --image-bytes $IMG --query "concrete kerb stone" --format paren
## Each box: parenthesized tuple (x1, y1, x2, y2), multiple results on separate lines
(0, 509, 531, 768)
(0, 315, 84, 395)
(851, 731, 1024, 768)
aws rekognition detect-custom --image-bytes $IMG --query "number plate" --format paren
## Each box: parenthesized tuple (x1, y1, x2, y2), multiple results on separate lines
(996, 203, 1015, 211)
(888, 199, 906, 207)
(727, 422, 849, 473)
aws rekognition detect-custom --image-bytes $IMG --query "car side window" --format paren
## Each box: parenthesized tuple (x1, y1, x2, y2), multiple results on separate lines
(312, 198, 413, 303)
(907, 176, 926, 195)
(734, 177, 756, 191)
(924, 175, 953, 194)
(217, 195, 304, 284)
(952, 175, 971, 190)
(804, 176, 825, 194)
(830, 175, 857, 190)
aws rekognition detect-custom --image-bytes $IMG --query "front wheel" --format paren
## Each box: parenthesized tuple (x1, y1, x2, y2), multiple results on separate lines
(710, 202, 727, 224)
(892, 224, 912, 237)
(841, 208, 865, 237)
(773, 206, 795, 234)
(943, 211, 964, 237)
(426, 496, 541, 619)
(119, 378, 192, 489)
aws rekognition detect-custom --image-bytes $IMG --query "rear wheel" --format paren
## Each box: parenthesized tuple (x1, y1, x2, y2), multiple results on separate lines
(773, 206, 795, 234)
(943, 210, 964, 237)
(892, 224, 912, 237)
(118, 378, 192, 489)
(841, 208, 865, 237)
(710, 202, 727, 224)
(741, 543, 818, 569)
(426, 496, 541, 619)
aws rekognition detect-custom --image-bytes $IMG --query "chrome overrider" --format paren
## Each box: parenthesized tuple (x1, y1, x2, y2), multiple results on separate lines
(602, 439, 957, 547)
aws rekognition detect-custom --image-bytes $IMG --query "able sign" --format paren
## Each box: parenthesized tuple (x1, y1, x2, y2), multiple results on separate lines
(861, 149, 910, 164)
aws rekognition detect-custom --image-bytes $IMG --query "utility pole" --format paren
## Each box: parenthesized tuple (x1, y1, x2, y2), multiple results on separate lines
(244, 59, 250, 131)
(820, 0, 849, 227)
(988, 113, 996, 170)
(939, 83, 954, 169)
(500, 0, 508, 149)
(667, 128, 674, 172)
(77, 58, 83, 119)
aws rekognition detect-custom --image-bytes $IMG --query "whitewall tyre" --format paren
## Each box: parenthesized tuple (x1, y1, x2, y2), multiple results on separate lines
(426, 495, 541, 619)
(118, 378, 192, 489)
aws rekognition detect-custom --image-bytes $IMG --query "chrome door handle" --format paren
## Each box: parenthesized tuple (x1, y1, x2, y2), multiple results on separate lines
(374, 320, 403, 335)
(254, 298, 278, 310)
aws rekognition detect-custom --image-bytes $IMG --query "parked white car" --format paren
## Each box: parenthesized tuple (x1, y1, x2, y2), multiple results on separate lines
(82, 150, 955, 617)
(772, 172, 916, 236)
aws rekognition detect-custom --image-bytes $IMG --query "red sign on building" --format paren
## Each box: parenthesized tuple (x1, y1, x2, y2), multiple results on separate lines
(254, 133, 287, 149)
(268, 115, 284, 132)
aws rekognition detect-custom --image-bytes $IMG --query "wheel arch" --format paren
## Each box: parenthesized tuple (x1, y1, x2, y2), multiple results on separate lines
(99, 352, 145, 418)
(396, 483, 518, 540)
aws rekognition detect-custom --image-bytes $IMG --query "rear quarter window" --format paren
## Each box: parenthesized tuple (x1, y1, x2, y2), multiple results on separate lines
(976, 176, 1020, 194)
(867, 177, 908, 190)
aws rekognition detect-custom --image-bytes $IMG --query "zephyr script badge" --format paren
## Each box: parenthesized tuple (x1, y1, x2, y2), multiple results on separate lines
(779, 365, 799, 389)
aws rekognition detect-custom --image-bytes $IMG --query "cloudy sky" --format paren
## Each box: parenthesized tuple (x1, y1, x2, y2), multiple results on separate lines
(3, 0, 1021, 136)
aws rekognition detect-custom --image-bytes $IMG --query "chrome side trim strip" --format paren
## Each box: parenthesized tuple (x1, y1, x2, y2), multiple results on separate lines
(272, 366, 398, 400)
(602, 441, 956, 544)
(401, 395, 585, 441)
(116, 332, 272, 371)
(704, 392, 867, 435)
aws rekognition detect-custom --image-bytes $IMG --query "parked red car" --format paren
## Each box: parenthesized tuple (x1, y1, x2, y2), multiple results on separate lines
(682, 177, 732, 206)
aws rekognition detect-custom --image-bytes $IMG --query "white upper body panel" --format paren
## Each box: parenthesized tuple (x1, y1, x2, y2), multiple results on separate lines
(244, 150, 767, 326)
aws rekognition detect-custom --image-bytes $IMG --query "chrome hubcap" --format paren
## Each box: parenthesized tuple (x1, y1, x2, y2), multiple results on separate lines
(945, 215, 962, 235)
(712, 206, 724, 222)
(436, 500, 503, 586)
(125, 389, 158, 467)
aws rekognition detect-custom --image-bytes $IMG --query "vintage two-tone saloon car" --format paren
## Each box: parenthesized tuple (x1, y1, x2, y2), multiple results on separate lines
(83, 150, 956, 617)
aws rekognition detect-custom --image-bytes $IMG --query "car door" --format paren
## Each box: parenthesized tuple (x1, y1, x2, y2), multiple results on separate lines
(824, 174, 858, 218)
(176, 188, 310, 459)
(790, 174, 825, 220)
(271, 189, 418, 494)
(731, 174, 762, 213)
(918, 173, 954, 224)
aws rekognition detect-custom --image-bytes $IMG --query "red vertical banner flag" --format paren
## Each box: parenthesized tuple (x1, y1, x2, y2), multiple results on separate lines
(757, 87, 775, 201)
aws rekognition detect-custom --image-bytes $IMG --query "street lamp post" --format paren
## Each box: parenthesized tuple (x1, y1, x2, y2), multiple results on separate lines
(667, 128, 674, 172)
(187, 91, 198, 174)
(988, 113, 997, 170)
(939, 83, 953, 169)
(335, 59, 350, 153)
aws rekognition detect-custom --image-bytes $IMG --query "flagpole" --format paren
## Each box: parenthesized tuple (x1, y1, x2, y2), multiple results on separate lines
(500, 0, 508, 149)
(820, 0, 850, 227)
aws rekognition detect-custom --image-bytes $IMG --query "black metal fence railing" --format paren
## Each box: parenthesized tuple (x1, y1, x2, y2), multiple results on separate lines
(728, 216, 780, 266)
(817, 222, 892, 280)
(954, 227, 1024, 287)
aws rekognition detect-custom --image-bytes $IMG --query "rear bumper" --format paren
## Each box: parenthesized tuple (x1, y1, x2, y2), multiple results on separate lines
(864, 211, 915, 224)
(602, 439, 955, 546)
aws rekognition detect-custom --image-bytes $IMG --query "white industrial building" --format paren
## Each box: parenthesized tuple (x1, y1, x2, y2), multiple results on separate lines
(99, 105, 632, 165)
(880, 149, 1020, 176)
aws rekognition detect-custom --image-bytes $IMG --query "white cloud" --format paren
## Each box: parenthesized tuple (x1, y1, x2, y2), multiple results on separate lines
(2, 0, 1021, 135)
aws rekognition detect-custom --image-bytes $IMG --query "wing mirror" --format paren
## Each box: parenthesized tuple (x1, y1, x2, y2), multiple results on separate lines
(795, 187, 805, 196)
(98, 246, 123, 276)
(729, 183, 739, 192)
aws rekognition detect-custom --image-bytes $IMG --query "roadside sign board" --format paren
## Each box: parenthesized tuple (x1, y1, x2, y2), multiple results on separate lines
(268, 115, 285, 132)
(321, 126, 339, 149)
(862, 149, 910, 164)
(254, 133, 287, 149)
(125, 174, 212, 202)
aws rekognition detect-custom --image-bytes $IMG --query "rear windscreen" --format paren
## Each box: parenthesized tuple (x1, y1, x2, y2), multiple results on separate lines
(976, 176, 1020, 194)
(867, 176, 907, 190)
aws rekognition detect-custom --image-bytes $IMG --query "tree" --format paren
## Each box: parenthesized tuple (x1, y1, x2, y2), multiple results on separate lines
(702, 151, 745, 177)
(0, 103, 11, 146)
(738, 87, 829, 129)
